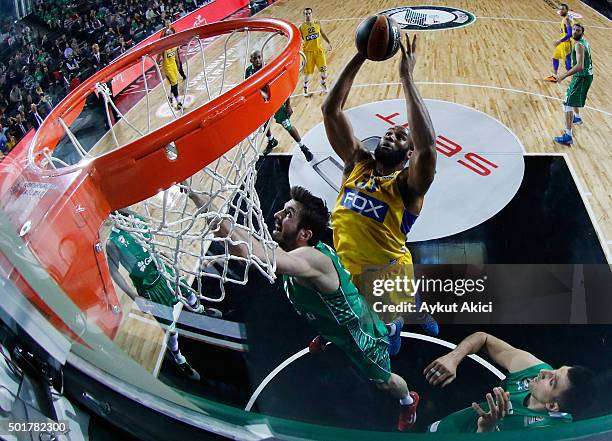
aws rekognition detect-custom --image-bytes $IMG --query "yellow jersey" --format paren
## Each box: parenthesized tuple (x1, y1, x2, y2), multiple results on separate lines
(300, 21, 323, 52)
(162, 47, 179, 85)
(560, 16, 573, 40)
(162, 47, 179, 69)
(331, 158, 416, 275)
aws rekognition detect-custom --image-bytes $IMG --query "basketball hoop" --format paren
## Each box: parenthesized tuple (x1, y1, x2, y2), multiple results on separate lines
(1, 18, 301, 335)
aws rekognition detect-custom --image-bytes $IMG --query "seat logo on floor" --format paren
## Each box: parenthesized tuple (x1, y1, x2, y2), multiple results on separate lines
(380, 6, 475, 31)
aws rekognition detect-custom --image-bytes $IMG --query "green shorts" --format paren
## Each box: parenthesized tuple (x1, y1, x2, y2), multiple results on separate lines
(274, 105, 292, 130)
(140, 276, 179, 307)
(564, 75, 593, 108)
(336, 320, 392, 384)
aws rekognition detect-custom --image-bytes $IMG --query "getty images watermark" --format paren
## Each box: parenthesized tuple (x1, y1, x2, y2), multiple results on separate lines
(371, 275, 492, 314)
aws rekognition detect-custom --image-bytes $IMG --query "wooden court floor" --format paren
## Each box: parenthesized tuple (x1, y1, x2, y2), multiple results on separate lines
(252, 0, 611, 257)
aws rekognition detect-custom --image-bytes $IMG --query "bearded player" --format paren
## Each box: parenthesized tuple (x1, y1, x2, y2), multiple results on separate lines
(189, 187, 421, 430)
(300, 7, 332, 96)
(321, 35, 438, 334)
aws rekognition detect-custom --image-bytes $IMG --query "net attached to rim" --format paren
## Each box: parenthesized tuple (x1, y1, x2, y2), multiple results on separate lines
(29, 19, 301, 307)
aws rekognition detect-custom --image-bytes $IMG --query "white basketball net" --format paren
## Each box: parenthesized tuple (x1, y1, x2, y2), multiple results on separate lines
(38, 26, 293, 303)
(110, 127, 277, 303)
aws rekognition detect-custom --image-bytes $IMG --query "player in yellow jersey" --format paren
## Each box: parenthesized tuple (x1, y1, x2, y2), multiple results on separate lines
(544, 3, 573, 83)
(300, 7, 332, 96)
(160, 27, 183, 109)
(321, 35, 439, 335)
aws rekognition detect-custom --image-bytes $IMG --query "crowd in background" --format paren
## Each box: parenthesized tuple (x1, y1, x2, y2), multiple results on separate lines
(0, 0, 209, 159)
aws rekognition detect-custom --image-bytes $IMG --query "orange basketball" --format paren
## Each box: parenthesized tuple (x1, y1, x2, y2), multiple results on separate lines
(355, 15, 401, 61)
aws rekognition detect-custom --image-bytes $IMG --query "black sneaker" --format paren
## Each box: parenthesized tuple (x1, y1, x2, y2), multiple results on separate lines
(265, 138, 278, 155)
(300, 145, 313, 162)
(176, 360, 201, 381)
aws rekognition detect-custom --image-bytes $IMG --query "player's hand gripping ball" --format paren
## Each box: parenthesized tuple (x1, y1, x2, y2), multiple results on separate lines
(355, 15, 401, 61)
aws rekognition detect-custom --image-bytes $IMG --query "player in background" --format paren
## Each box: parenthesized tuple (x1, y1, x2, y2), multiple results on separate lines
(553, 23, 593, 146)
(300, 7, 332, 96)
(160, 27, 183, 109)
(246, 50, 313, 160)
(107, 211, 222, 381)
(544, 3, 574, 83)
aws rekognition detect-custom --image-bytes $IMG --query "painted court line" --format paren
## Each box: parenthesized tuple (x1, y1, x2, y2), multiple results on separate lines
(476, 16, 612, 30)
(244, 333, 505, 412)
(294, 82, 612, 117)
(319, 15, 611, 30)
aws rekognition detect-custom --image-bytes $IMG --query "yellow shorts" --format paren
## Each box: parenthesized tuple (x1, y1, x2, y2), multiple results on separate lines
(304, 50, 327, 76)
(553, 41, 572, 60)
(351, 257, 415, 324)
(164, 66, 179, 87)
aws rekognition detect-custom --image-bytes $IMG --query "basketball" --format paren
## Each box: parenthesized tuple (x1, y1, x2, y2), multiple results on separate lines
(355, 15, 401, 61)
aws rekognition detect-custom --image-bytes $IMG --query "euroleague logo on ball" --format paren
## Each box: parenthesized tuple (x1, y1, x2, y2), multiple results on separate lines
(380, 6, 475, 31)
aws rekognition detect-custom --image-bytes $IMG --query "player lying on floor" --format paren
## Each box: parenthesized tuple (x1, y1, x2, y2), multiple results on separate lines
(424, 331, 595, 433)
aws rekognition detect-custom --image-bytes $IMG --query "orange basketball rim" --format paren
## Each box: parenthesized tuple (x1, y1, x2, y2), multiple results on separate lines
(0, 18, 301, 340)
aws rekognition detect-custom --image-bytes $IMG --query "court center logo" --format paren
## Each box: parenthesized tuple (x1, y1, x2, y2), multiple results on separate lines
(381, 6, 475, 31)
(289, 99, 525, 242)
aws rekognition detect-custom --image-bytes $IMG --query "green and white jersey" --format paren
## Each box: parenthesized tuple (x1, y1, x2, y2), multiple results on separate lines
(429, 363, 573, 433)
(283, 242, 389, 350)
(573, 38, 593, 77)
(109, 225, 161, 293)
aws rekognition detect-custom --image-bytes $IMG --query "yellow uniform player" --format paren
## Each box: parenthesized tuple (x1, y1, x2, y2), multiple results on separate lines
(160, 28, 183, 109)
(544, 3, 574, 82)
(322, 35, 439, 335)
(299, 7, 332, 96)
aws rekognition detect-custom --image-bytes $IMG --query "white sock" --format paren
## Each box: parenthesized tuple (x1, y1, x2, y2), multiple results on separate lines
(186, 292, 198, 308)
(298, 141, 305, 148)
(574, 112, 580, 118)
(167, 331, 179, 352)
(400, 394, 414, 406)
(267, 133, 273, 140)
(387, 322, 397, 337)
(565, 128, 572, 136)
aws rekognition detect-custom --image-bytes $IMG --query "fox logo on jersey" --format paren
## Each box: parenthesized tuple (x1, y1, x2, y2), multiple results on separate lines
(340, 188, 389, 222)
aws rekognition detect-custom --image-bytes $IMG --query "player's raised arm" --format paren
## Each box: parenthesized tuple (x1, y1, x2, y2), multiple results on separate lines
(424, 332, 544, 387)
(397, 34, 437, 213)
(321, 53, 370, 168)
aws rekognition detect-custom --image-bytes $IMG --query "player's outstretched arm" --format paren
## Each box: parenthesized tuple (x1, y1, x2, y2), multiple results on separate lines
(187, 192, 325, 280)
(321, 53, 370, 169)
(397, 34, 436, 214)
(424, 332, 544, 387)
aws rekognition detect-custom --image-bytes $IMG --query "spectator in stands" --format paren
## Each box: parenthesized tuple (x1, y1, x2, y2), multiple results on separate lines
(9, 85, 22, 106)
(89, 43, 107, 71)
(29, 103, 45, 129)
(0, 122, 8, 155)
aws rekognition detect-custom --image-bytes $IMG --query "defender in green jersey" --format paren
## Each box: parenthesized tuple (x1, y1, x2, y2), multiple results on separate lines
(194, 187, 420, 431)
(423, 332, 594, 433)
(106, 210, 221, 381)
(554, 22, 594, 146)
(246, 50, 313, 160)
